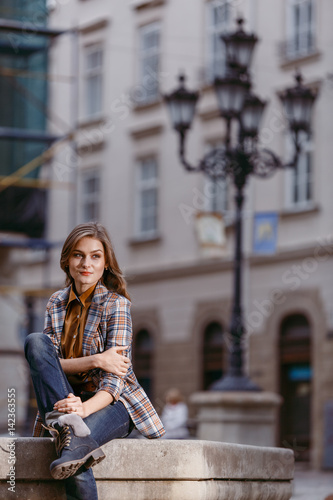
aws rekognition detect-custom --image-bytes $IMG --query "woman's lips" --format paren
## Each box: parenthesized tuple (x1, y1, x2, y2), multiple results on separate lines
(80, 272, 92, 276)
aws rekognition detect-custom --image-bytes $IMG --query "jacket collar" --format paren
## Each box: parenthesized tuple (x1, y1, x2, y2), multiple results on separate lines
(91, 281, 110, 304)
(50, 281, 111, 341)
(54, 280, 110, 306)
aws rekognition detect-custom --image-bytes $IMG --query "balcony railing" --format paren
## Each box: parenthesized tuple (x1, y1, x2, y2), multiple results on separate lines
(279, 33, 317, 62)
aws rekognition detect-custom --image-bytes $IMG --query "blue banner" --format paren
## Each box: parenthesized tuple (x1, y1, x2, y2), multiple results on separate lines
(253, 212, 279, 254)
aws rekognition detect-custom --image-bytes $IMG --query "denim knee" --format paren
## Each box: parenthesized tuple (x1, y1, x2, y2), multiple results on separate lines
(24, 332, 53, 362)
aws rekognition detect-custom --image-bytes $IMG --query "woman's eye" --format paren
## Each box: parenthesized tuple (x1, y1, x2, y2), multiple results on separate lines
(92, 254, 101, 259)
(73, 253, 82, 258)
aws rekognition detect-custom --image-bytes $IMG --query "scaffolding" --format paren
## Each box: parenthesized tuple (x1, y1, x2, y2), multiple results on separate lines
(0, 1, 78, 434)
(0, 2, 66, 238)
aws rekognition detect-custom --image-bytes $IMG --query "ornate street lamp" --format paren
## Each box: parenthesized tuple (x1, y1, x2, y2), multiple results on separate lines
(214, 74, 251, 120)
(221, 18, 258, 73)
(240, 93, 267, 138)
(279, 71, 317, 165)
(164, 74, 199, 134)
(164, 74, 199, 166)
(164, 19, 317, 391)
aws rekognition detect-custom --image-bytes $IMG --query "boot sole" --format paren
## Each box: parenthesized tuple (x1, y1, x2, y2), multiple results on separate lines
(50, 447, 106, 480)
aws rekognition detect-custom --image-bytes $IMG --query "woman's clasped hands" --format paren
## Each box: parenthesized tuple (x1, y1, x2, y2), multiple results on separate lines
(53, 346, 130, 416)
(54, 393, 86, 417)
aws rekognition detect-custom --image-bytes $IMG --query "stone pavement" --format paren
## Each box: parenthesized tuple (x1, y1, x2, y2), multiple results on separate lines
(291, 465, 333, 500)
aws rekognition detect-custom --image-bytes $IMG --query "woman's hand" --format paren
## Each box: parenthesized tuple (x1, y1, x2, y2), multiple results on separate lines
(96, 346, 130, 376)
(54, 393, 88, 418)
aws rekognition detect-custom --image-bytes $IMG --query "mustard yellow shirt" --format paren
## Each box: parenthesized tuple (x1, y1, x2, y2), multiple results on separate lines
(61, 283, 96, 385)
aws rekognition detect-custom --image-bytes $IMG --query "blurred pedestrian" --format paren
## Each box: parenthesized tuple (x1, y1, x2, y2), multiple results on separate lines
(24, 222, 165, 500)
(161, 388, 190, 439)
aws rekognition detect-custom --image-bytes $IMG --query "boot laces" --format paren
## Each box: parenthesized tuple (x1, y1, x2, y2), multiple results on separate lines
(55, 425, 71, 455)
(42, 423, 72, 455)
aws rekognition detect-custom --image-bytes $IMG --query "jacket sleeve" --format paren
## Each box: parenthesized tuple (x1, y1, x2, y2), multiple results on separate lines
(43, 297, 62, 357)
(97, 295, 132, 400)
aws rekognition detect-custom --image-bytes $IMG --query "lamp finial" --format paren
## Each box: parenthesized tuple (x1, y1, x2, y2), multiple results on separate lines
(295, 69, 303, 86)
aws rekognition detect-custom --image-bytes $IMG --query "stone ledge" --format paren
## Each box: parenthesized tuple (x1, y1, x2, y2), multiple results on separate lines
(96, 481, 293, 500)
(96, 439, 294, 481)
(0, 480, 293, 500)
(190, 391, 282, 407)
(0, 438, 294, 500)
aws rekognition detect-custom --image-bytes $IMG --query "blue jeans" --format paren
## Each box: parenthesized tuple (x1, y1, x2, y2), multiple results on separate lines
(24, 333, 133, 500)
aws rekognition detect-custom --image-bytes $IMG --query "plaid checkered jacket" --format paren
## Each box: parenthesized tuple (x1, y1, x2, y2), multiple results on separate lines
(33, 281, 165, 439)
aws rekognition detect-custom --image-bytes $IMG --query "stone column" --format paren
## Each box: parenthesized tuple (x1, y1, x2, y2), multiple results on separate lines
(190, 391, 282, 447)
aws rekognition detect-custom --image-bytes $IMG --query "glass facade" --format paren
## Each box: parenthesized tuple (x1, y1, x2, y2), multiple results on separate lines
(0, 0, 50, 237)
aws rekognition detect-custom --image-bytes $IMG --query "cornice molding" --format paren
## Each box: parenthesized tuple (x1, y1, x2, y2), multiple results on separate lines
(129, 235, 162, 246)
(132, 99, 163, 113)
(78, 18, 110, 35)
(76, 140, 105, 155)
(279, 50, 322, 71)
(129, 123, 164, 140)
(126, 243, 333, 284)
(127, 258, 233, 285)
(249, 243, 333, 266)
(131, 0, 166, 10)
(279, 203, 320, 219)
(77, 117, 106, 130)
(198, 107, 220, 122)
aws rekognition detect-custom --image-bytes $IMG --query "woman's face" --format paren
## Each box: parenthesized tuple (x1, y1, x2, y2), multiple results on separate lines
(68, 237, 106, 295)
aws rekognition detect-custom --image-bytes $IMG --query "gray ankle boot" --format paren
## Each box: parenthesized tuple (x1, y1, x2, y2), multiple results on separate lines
(45, 413, 105, 480)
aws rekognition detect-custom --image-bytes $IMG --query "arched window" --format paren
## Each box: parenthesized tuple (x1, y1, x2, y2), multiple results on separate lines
(202, 321, 224, 390)
(279, 314, 311, 461)
(133, 329, 154, 399)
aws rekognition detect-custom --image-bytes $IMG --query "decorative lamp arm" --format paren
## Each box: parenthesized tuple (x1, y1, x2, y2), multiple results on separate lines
(284, 129, 302, 169)
(178, 130, 202, 173)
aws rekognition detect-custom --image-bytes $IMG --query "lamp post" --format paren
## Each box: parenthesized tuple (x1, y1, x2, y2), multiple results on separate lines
(164, 18, 317, 391)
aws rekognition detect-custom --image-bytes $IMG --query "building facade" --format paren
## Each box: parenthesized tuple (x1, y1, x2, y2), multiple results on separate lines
(0, 0, 63, 434)
(2, 0, 333, 468)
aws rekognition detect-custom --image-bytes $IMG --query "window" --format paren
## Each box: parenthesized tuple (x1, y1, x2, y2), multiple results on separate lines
(285, 134, 313, 209)
(204, 143, 229, 214)
(81, 169, 100, 222)
(206, 0, 233, 82)
(133, 329, 154, 398)
(203, 321, 224, 390)
(205, 177, 228, 214)
(286, 0, 315, 59)
(138, 22, 160, 104)
(135, 158, 158, 238)
(84, 45, 103, 118)
(279, 314, 311, 461)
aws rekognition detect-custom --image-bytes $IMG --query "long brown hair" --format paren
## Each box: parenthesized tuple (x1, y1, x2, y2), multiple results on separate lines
(60, 222, 130, 300)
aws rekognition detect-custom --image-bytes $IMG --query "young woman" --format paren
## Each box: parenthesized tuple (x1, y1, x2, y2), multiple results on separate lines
(24, 222, 165, 500)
